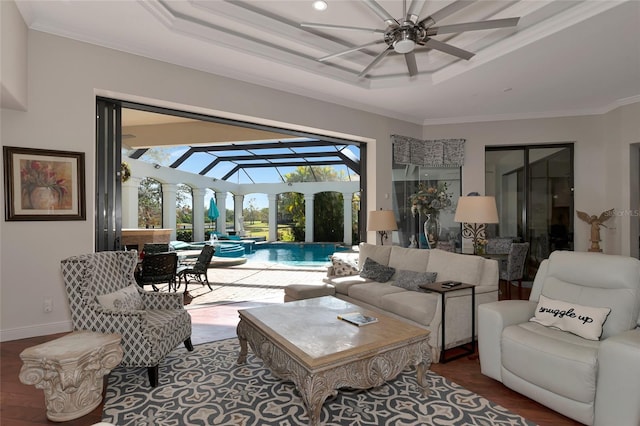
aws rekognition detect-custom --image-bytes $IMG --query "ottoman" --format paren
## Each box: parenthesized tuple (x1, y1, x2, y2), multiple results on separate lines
(283, 283, 335, 302)
(19, 331, 123, 422)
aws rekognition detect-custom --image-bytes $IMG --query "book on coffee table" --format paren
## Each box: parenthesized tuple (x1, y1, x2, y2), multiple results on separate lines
(337, 312, 378, 326)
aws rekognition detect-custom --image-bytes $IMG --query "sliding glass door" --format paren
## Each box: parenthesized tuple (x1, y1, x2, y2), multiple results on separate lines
(95, 99, 122, 252)
(486, 144, 574, 279)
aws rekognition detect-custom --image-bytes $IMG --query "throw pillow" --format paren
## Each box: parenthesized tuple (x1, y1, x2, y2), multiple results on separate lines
(529, 294, 611, 341)
(330, 256, 359, 277)
(392, 270, 438, 292)
(359, 257, 395, 283)
(96, 284, 144, 311)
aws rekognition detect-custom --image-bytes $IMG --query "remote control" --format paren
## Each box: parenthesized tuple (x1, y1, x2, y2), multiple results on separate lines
(443, 281, 461, 288)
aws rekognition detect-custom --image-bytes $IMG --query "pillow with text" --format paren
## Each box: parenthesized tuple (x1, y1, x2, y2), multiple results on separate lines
(529, 294, 611, 340)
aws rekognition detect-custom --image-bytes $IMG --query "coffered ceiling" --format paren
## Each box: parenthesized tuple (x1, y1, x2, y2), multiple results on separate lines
(15, 0, 640, 124)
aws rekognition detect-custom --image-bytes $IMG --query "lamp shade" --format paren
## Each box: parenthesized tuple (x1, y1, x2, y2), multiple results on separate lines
(454, 196, 499, 224)
(368, 210, 398, 231)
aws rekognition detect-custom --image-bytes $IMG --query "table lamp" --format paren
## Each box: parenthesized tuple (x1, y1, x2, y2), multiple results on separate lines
(454, 194, 499, 255)
(368, 210, 398, 245)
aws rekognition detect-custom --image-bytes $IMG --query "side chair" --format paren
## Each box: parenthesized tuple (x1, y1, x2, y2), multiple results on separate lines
(60, 251, 193, 387)
(176, 245, 215, 291)
(500, 242, 530, 299)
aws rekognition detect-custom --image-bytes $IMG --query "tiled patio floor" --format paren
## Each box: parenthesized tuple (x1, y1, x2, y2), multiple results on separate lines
(149, 260, 330, 345)
(151, 260, 328, 308)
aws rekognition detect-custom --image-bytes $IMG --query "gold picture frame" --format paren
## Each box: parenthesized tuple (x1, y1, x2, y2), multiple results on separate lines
(3, 146, 86, 221)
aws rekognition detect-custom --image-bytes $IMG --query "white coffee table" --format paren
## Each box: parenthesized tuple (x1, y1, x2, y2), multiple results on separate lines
(236, 296, 432, 426)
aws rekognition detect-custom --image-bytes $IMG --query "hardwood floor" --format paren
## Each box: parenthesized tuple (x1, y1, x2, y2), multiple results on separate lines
(1, 287, 581, 426)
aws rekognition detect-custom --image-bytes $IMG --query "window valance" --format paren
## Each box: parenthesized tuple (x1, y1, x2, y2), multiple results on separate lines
(391, 135, 465, 167)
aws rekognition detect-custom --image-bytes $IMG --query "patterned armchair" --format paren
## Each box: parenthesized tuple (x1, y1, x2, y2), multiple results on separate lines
(60, 251, 193, 387)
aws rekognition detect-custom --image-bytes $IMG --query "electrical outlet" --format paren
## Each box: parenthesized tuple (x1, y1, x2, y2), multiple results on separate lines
(43, 298, 53, 313)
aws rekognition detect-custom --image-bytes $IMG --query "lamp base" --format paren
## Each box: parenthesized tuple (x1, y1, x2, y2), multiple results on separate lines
(461, 223, 486, 255)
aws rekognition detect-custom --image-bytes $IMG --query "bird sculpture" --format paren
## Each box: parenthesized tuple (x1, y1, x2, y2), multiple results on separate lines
(576, 209, 614, 252)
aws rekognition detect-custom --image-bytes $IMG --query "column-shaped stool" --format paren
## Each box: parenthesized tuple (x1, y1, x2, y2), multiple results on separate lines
(19, 331, 123, 422)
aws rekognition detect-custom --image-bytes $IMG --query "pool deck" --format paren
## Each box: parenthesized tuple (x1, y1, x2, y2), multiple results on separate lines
(151, 259, 329, 307)
(178, 250, 248, 267)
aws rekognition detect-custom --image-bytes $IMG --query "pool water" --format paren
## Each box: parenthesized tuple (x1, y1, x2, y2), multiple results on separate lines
(248, 243, 350, 267)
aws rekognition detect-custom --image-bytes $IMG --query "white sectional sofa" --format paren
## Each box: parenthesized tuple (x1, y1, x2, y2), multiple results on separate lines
(284, 243, 499, 362)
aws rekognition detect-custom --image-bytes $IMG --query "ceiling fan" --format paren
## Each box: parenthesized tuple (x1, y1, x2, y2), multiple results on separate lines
(301, 0, 520, 77)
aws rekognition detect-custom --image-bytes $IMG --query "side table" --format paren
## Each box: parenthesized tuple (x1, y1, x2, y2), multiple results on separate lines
(19, 331, 123, 422)
(420, 281, 475, 363)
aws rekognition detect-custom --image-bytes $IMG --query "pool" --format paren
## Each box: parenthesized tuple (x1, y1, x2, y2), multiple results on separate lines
(248, 243, 350, 267)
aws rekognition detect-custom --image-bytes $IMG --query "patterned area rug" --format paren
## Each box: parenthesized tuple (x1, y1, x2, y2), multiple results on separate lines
(103, 339, 535, 426)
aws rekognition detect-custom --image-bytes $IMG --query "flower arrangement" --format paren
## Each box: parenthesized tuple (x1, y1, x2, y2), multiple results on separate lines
(20, 160, 68, 201)
(474, 238, 488, 255)
(409, 182, 453, 217)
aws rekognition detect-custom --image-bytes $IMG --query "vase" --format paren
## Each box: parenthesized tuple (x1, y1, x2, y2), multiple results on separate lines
(29, 186, 59, 210)
(423, 213, 440, 248)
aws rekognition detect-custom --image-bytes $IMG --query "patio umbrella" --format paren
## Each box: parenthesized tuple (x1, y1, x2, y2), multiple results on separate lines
(208, 197, 219, 232)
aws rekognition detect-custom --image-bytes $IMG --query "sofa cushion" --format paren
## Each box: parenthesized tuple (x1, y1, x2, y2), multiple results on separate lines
(348, 282, 405, 307)
(330, 255, 359, 277)
(326, 275, 372, 295)
(381, 291, 438, 326)
(530, 295, 611, 341)
(358, 243, 392, 269)
(392, 270, 438, 292)
(96, 284, 143, 311)
(502, 321, 599, 404)
(426, 249, 484, 284)
(360, 257, 395, 283)
(388, 246, 430, 272)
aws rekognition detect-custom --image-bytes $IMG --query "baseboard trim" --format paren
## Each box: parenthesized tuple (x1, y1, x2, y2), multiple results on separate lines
(0, 320, 72, 342)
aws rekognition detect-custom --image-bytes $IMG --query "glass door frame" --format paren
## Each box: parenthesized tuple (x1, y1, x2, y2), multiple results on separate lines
(486, 143, 574, 278)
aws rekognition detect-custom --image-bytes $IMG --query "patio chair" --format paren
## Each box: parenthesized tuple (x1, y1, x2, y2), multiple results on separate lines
(176, 245, 215, 290)
(143, 243, 170, 255)
(60, 251, 193, 387)
(135, 252, 178, 292)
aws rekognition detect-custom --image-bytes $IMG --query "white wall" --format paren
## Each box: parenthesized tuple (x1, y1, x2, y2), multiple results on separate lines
(421, 103, 640, 255)
(0, 0, 28, 110)
(0, 27, 421, 341)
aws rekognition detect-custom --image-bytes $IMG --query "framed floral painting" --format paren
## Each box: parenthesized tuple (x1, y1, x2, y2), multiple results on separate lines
(3, 146, 86, 221)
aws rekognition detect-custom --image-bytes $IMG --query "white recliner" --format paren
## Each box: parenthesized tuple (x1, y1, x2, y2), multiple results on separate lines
(478, 251, 640, 426)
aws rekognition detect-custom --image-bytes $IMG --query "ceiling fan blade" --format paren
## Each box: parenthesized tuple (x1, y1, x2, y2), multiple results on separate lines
(362, 0, 399, 28)
(405, 51, 418, 76)
(358, 47, 392, 77)
(301, 22, 385, 34)
(424, 38, 475, 60)
(419, 0, 474, 28)
(427, 17, 520, 35)
(319, 40, 386, 62)
(406, 0, 427, 23)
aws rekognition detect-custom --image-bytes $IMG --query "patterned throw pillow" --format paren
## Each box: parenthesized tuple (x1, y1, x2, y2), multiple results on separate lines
(331, 256, 359, 277)
(392, 270, 438, 292)
(96, 284, 144, 311)
(359, 257, 395, 283)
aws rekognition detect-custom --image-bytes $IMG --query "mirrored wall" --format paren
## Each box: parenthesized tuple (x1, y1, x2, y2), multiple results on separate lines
(392, 163, 461, 249)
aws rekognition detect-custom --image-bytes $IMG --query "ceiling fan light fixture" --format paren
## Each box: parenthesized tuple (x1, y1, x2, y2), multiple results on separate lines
(393, 29, 416, 54)
(312, 1, 327, 11)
